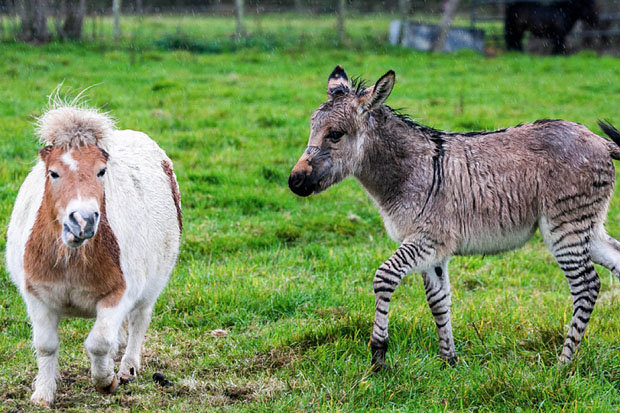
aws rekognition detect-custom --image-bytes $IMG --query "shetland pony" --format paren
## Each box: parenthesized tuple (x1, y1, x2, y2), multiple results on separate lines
(6, 100, 181, 406)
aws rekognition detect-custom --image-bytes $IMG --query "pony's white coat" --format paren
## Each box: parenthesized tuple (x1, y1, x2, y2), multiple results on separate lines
(6, 106, 180, 406)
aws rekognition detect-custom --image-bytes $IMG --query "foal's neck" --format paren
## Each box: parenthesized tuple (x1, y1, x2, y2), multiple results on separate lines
(355, 108, 437, 209)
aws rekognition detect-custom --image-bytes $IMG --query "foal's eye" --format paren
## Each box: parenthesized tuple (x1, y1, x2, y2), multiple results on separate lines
(49, 170, 59, 179)
(326, 131, 345, 141)
(97, 168, 106, 178)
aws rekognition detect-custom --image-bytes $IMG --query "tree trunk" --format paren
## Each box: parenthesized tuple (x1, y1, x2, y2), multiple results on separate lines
(55, 0, 66, 39)
(113, 0, 121, 41)
(337, 0, 345, 43)
(433, 0, 460, 52)
(294, 0, 302, 13)
(61, 0, 85, 40)
(234, 0, 246, 38)
(136, 0, 143, 14)
(19, 0, 51, 43)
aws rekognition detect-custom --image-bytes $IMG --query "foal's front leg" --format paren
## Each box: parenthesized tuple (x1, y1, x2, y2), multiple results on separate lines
(26, 297, 60, 407)
(85, 303, 128, 393)
(371, 238, 439, 369)
(421, 259, 456, 365)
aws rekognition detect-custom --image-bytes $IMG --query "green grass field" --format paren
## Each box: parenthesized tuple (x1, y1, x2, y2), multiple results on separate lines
(1, 14, 620, 411)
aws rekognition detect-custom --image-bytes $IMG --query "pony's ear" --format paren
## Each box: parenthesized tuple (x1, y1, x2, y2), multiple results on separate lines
(358, 70, 395, 113)
(327, 65, 351, 98)
(39, 146, 53, 161)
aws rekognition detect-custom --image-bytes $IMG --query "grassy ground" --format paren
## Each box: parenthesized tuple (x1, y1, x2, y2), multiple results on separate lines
(1, 14, 620, 412)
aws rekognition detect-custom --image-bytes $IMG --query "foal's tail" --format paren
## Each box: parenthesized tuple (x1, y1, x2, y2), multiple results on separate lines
(599, 120, 620, 160)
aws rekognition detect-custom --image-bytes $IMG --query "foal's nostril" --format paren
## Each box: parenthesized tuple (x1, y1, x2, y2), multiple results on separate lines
(289, 173, 305, 189)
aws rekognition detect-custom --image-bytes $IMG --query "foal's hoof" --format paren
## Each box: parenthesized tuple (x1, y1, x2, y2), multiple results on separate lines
(95, 375, 119, 394)
(371, 360, 385, 372)
(370, 342, 388, 372)
(441, 355, 458, 367)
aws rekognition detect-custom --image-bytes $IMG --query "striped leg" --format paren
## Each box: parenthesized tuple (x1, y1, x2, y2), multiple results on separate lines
(422, 260, 456, 365)
(557, 253, 600, 364)
(540, 217, 600, 364)
(371, 239, 437, 369)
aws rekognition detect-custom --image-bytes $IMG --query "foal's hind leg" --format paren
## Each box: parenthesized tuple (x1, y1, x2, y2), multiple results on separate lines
(540, 217, 601, 364)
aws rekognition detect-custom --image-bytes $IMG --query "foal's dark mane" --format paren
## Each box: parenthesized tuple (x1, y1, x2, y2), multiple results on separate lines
(383, 106, 510, 138)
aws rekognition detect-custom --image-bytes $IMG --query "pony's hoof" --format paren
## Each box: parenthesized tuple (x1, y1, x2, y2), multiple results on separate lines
(119, 373, 135, 385)
(118, 366, 137, 385)
(95, 375, 119, 394)
(30, 396, 52, 408)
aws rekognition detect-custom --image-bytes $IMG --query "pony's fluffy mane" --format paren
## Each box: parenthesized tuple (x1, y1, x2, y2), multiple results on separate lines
(36, 88, 114, 149)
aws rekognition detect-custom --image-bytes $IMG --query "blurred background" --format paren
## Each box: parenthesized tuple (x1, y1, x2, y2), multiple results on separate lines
(1, 0, 619, 55)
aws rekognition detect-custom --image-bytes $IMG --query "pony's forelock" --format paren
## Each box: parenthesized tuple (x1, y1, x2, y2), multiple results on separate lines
(36, 85, 115, 149)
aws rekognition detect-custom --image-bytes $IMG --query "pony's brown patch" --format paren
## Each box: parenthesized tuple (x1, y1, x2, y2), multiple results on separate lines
(161, 160, 182, 234)
(25, 196, 125, 307)
(24, 146, 125, 308)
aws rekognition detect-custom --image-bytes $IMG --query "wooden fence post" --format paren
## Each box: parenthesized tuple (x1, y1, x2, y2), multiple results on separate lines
(113, 0, 121, 41)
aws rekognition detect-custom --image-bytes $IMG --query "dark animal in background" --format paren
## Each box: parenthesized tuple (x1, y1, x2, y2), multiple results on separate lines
(505, 0, 598, 54)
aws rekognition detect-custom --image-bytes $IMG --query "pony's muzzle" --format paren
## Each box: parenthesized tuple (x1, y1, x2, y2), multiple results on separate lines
(63, 210, 100, 247)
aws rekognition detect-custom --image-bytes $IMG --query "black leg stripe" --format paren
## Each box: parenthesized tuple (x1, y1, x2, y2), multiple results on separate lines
(428, 293, 447, 308)
(379, 267, 402, 279)
(426, 287, 443, 302)
(435, 320, 449, 329)
(432, 309, 449, 317)
(375, 274, 399, 286)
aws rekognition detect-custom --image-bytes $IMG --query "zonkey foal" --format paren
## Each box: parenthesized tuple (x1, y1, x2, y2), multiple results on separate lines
(289, 65, 620, 368)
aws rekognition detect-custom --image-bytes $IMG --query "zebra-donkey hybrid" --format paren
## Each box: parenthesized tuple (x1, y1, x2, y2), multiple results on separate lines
(288, 65, 620, 368)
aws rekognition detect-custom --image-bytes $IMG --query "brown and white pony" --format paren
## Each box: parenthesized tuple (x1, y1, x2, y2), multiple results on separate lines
(6, 103, 181, 407)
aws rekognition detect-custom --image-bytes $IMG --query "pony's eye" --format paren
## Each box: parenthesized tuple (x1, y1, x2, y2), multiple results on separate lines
(326, 131, 345, 141)
(49, 170, 59, 179)
(97, 168, 106, 178)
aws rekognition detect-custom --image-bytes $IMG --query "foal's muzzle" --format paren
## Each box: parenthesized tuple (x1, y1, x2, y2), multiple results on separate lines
(288, 172, 315, 197)
(289, 146, 322, 197)
(62, 209, 100, 248)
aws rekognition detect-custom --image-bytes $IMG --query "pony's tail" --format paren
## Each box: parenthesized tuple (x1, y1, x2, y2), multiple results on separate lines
(598, 120, 620, 160)
(36, 87, 114, 149)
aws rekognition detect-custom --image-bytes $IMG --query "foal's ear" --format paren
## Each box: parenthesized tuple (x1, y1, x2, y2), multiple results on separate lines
(358, 70, 395, 113)
(327, 65, 351, 98)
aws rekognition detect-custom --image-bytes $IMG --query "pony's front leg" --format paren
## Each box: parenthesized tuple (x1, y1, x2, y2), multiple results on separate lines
(26, 297, 60, 407)
(118, 304, 153, 383)
(371, 237, 439, 369)
(85, 303, 128, 393)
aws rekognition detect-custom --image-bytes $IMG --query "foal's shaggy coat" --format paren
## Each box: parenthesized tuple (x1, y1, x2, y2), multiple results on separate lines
(289, 66, 620, 369)
(6, 103, 181, 406)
